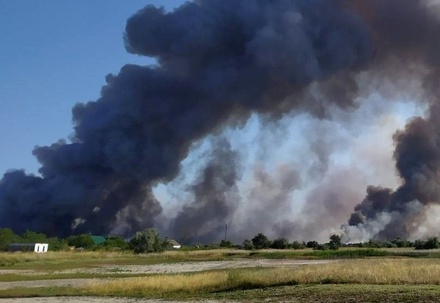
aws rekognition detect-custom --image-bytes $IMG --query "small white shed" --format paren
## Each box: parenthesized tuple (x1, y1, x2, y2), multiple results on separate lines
(169, 239, 181, 249)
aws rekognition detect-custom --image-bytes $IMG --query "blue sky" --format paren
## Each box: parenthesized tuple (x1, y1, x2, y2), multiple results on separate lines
(0, 1, 185, 175)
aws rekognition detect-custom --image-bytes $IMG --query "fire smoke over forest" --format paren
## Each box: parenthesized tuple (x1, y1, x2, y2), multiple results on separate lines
(1, 0, 440, 243)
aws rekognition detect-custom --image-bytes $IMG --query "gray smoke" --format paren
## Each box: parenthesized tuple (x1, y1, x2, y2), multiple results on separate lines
(347, 0, 440, 240)
(167, 137, 240, 244)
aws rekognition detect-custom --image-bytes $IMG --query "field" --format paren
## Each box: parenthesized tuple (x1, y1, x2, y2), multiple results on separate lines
(1, 248, 440, 302)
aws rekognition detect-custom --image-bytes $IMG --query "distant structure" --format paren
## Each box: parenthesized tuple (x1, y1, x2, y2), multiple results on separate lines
(91, 235, 106, 245)
(169, 239, 181, 249)
(8, 243, 49, 253)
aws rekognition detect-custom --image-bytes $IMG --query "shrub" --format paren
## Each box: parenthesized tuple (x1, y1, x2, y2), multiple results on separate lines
(270, 238, 290, 249)
(252, 233, 271, 250)
(242, 239, 254, 250)
(129, 228, 167, 254)
(67, 234, 95, 249)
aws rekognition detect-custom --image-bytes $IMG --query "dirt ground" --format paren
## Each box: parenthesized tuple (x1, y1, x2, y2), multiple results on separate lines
(0, 297, 227, 303)
(0, 298, 228, 303)
(0, 259, 333, 302)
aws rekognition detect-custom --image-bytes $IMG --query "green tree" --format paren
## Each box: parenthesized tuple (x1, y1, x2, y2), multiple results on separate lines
(291, 240, 305, 250)
(129, 228, 167, 254)
(47, 237, 68, 251)
(424, 237, 439, 249)
(391, 237, 410, 248)
(20, 230, 48, 243)
(100, 236, 129, 251)
(306, 241, 319, 248)
(252, 233, 271, 249)
(329, 234, 342, 250)
(219, 240, 233, 248)
(242, 239, 254, 250)
(270, 237, 290, 249)
(0, 228, 19, 251)
(67, 234, 95, 249)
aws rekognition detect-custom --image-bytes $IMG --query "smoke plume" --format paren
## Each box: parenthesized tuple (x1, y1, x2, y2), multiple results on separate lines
(1, 0, 440, 242)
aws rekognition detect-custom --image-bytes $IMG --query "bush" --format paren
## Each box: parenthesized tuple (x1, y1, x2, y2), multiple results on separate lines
(99, 236, 129, 251)
(270, 238, 290, 249)
(252, 233, 271, 249)
(129, 228, 167, 254)
(0, 228, 19, 251)
(291, 241, 306, 250)
(220, 240, 233, 248)
(67, 234, 95, 249)
(242, 239, 254, 250)
(414, 237, 439, 250)
(306, 241, 319, 248)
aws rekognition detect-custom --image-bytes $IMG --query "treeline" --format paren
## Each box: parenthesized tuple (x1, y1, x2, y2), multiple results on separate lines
(233, 233, 343, 250)
(235, 234, 440, 251)
(0, 227, 172, 253)
(0, 228, 131, 252)
(2, 227, 440, 253)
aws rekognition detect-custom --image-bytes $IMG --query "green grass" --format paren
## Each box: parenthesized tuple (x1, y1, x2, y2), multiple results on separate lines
(209, 284, 440, 302)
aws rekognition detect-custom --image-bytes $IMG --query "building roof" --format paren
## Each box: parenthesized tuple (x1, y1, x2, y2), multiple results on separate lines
(169, 239, 181, 246)
(91, 235, 106, 245)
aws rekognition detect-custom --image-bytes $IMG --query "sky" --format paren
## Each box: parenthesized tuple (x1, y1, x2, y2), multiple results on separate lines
(0, 1, 186, 176)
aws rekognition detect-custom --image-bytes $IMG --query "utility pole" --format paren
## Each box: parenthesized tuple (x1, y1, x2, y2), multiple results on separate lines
(224, 223, 229, 241)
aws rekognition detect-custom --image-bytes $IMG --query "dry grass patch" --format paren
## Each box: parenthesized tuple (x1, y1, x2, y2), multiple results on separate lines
(84, 271, 229, 295)
(81, 258, 440, 297)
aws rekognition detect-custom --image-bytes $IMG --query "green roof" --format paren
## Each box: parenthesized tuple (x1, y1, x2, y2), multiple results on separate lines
(91, 235, 106, 245)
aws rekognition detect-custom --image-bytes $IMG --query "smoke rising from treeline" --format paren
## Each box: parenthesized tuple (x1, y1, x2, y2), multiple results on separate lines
(1, 0, 440, 242)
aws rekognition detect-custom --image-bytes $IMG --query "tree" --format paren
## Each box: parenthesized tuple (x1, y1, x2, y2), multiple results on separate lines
(100, 236, 129, 251)
(306, 241, 319, 248)
(67, 234, 95, 249)
(242, 239, 254, 250)
(329, 234, 342, 250)
(219, 240, 233, 248)
(415, 237, 440, 250)
(129, 228, 167, 254)
(271, 238, 290, 249)
(20, 230, 48, 243)
(391, 237, 410, 248)
(291, 241, 305, 250)
(0, 228, 18, 251)
(252, 233, 271, 249)
(47, 237, 68, 251)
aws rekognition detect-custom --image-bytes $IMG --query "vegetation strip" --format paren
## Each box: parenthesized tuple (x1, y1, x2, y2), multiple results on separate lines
(2, 284, 440, 302)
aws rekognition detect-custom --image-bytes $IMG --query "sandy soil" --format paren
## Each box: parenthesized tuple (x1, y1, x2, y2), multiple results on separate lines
(0, 259, 333, 302)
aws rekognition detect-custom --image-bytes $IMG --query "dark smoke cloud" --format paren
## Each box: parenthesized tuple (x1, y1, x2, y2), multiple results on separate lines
(167, 137, 240, 244)
(5, 0, 440, 242)
(1, 0, 373, 237)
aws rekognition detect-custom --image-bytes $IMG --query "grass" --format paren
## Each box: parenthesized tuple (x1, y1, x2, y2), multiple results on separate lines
(0, 249, 250, 270)
(4, 249, 440, 301)
(78, 258, 440, 297)
(210, 284, 440, 302)
(2, 248, 440, 270)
